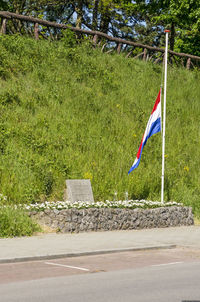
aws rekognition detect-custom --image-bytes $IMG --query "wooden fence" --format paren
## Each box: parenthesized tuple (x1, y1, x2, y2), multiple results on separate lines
(1, 11, 200, 69)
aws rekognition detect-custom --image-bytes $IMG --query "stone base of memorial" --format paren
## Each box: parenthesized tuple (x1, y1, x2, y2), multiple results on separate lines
(29, 206, 194, 233)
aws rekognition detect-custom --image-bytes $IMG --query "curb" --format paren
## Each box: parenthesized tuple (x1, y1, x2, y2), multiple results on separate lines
(0, 244, 176, 264)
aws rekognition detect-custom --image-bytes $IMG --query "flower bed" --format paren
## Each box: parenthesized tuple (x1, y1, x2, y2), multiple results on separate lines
(22, 200, 183, 211)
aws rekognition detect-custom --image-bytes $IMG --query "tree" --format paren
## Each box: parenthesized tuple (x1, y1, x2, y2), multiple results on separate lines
(1, 0, 200, 56)
(135, 0, 200, 55)
(0, 0, 9, 10)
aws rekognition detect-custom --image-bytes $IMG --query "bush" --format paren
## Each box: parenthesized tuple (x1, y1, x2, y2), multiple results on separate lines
(0, 206, 41, 237)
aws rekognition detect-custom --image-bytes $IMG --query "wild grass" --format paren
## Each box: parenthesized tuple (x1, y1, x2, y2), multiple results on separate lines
(0, 206, 41, 237)
(0, 34, 200, 216)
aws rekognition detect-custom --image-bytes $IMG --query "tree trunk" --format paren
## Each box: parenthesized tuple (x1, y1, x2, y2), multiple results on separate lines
(100, 12, 111, 34)
(99, 2, 111, 34)
(75, 0, 83, 29)
(170, 22, 175, 51)
(92, 0, 99, 30)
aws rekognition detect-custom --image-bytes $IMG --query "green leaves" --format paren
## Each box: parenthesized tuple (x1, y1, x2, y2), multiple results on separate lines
(140, 0, 200, 54)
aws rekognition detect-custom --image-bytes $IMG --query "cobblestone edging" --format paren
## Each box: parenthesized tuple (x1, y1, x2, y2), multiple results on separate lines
(29, 206, 194, 233)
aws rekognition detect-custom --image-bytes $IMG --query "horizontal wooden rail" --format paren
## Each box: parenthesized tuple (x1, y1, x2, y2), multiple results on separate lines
(1, 11, 200, 63)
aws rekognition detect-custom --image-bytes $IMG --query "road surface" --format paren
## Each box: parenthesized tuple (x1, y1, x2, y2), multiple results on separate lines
(0, 247, 200, 302)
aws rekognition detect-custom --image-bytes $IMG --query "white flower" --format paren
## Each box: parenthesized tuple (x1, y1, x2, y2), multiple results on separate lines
(10, 198, 183, 212)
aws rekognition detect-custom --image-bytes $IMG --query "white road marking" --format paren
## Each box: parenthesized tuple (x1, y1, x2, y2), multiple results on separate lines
(45, 262, 90, 271)
(151, 262, 183, 267)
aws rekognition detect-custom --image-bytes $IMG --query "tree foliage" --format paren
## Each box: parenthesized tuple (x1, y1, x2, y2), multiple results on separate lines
(1, 0, 200, 55)
(134, 0, 200, 55)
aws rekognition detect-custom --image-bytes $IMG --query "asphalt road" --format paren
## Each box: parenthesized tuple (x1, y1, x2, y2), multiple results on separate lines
(1, 248, 200, 302)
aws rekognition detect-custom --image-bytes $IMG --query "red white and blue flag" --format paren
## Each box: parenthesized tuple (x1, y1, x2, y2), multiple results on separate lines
(128, 89, 161, 174)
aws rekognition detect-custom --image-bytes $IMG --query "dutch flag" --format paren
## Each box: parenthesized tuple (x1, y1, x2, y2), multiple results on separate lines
(128, 89, 161, 174)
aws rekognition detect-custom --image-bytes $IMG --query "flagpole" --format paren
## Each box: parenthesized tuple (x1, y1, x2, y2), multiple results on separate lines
(161, 30, 170, 203)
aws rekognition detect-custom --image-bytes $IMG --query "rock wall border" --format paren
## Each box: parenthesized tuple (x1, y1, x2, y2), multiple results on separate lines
(29, 206, 194, 233)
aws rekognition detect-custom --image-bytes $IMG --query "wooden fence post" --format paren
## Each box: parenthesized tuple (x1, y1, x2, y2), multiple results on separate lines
(117, 43, 122, 54)
(143, 48, 147, 61)
(34, 22, 39, 40)
(186, 58, 191, 70)
(1, 18, 7, 34)
(93, 34, 98, 46)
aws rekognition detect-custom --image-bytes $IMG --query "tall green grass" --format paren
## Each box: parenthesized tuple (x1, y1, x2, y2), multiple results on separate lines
(0, 206, 41, 237)
(0, 34, 200, 216)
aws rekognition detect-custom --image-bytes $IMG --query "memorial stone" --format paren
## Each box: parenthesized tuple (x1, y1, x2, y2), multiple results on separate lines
(64, 179, 94, 203)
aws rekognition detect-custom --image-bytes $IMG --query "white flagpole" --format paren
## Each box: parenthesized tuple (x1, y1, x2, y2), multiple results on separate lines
(161, 30, 170, 203)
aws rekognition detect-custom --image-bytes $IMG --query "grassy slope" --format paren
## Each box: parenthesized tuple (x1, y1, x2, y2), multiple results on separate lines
(0, 35, 200, 215)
